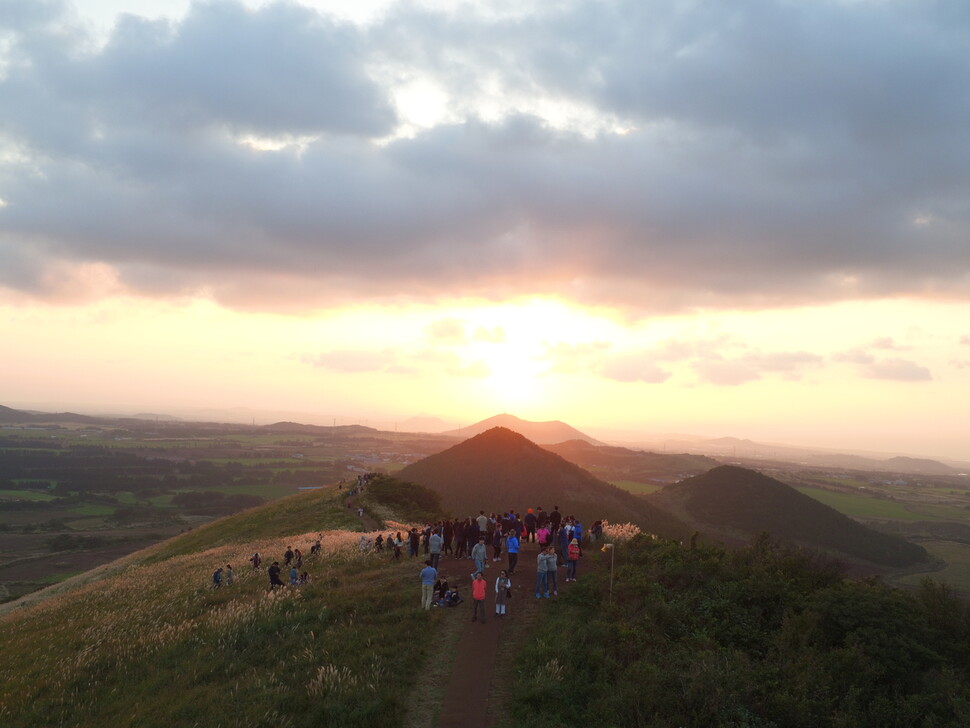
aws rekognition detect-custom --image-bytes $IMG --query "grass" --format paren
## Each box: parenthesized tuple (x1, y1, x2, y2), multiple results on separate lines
(895, 540, 970, 593)
(0, 486, 451, 728)
(0, 489, 57, 502)
(612, 480, 664, 495)
(794, 485, 937, 521)
(140, 485, 361, 563)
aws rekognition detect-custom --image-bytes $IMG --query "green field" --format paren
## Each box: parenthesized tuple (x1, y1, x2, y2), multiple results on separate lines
(0, 489, 56, 502)
(613, 479, 664, 495)
(895, 540, 970, 593)
(794, 486, 940, 521)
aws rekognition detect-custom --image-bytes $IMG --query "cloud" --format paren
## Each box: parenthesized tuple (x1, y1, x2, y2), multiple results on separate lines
(425, 318, 467, 344)
(473, 325, 506, 343)
(597, 352, 671, 383)
(833, 348, 876, 365)
(960, 335, 970, 346)
(2, 0, 970, 313)
(302, 349, 393, 373)
(863, 357, 932, 382)
(693, 358, 762, 386)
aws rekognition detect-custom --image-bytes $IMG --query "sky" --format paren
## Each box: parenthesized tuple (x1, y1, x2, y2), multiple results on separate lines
(1, 0, 969, 460)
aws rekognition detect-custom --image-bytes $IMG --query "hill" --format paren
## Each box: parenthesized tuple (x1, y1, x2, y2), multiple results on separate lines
(396, 427, 690, 538)
(543, 439, 719, 483)
(649, 465, 930, 568)
(0, 482, 445, 727)
(442, 414, 601, 445)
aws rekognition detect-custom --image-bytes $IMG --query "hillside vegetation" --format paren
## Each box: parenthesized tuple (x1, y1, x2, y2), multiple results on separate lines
(511, 534, 970, 727)
(397, 427, 691, 538)
(0, 484, 444, 728)
(650, 465, 930, 568)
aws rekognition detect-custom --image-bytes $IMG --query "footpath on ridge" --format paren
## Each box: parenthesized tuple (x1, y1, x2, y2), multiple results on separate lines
(435, 538, 545, 728)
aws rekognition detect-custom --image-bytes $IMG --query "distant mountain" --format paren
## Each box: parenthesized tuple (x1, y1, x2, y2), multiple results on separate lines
(442, 414, 602, 445)
(261, 421, 378, 436)
(0, 405, 101, 425)
(396, 427, 690, 538)
(649, 465, 929, 568)
(543, 440, 719, 482)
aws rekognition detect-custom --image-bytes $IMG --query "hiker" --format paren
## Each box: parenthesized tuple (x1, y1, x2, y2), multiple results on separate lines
(550, 505, 562, 533)
(536, 522, 552, 549)
(524, 509, 537, 542)
(558, 522, 571, 566)
(299, 571, 310, 586)
(429, 528, 443, 569)
(294, 548, 303, 568)
(393, 532, 403, 560)
(408, 528, 420, 558)
(506, 529, 520, 575)
(420, 559, 437, 610)
(535, 546, 556, 598)
(310, 539, 322, 556)
(589, 520, 603, 545)
(470, 571, 487, 623)
(268, 561, 284, 591)
(491, 527, 503, 562)
(566, 538, 581, 582)
(495, 569, 512, 617)
(471, 536, 488, 575)
(289, 566, 299, 586)
(212, 567, 223, 588)
(284, 546, 294, 566)
(225, 564, 234, 586)
(375, 534, 384, 551)
(249, 551, 262, 570)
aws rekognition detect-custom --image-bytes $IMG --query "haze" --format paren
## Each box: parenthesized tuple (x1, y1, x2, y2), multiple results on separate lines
(1, 0, 969, 460)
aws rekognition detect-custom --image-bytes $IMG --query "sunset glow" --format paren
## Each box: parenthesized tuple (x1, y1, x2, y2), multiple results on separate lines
(2, 0, 969, 460)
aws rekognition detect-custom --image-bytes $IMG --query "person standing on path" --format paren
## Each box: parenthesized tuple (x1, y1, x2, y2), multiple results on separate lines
(566, 538, 581, 582)
(471, 536, 488, 575)
(535, 547, 552, 598)
(470, 571, 487, 622)
(506, 529, 520, 575)
(494, 569, 511, 618)
(420, 559, 438, 610)
(429, 528, 443, 569)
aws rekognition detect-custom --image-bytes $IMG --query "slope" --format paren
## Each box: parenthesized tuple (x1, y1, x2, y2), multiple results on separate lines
(0, 482, 448, 728)
(649, 465, 929, 568)
(396, 427, 690, 538)
(543, 439, 719, 482)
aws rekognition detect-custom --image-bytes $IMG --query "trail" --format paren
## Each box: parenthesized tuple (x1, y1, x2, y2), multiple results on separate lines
(435, 538, 545, 728)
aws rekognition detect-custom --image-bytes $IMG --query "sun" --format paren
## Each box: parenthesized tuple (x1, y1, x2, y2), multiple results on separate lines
(480, 345, 547, 410)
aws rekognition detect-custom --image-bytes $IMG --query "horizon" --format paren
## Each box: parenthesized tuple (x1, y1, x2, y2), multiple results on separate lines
(3, 1, 969, 462)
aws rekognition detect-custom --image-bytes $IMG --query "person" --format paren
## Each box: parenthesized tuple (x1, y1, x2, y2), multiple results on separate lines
(537, 523, 551, 549)
(408, 528, 420, 558)
(589, 520, 603, 546)
(420, 559, 437, 610)
(470, 571, 487, 622)
(550, 505, 562, 533)
(558, 523, 571, 566)
(294, 548, 303, 568)
(268, 561, 284, 591)
(225, 564, 234, 586)
(536, 546, 556, 598)
(284, 547, 294, 566)
(471, 536, 488, 575)
(289, 566, 299, 586)
(572, 519, 584, 545)
(249, 552, 262, 570)
(212, 567, 223, 588)
(476, 510, 489, 534)
(524, 509, 537, 543)
(429, 528, 443, 569)
(566, 538, 581, 581)
(393, 532, 403, 560)
(545, 546, 559, 596)
(375, 534, 384, 552)
(299, 571, 310, 586)
(491, 527, 503, 562)
(310, 539, 322, 556)
(506, 529, 520, 575)
(495, 569, 511, 617)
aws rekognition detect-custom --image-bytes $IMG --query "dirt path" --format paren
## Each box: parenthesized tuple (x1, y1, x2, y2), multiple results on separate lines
(435, 539, 545, 728)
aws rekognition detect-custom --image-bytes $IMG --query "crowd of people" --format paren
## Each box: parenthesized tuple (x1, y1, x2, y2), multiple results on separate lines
(210, 498, 608, 619)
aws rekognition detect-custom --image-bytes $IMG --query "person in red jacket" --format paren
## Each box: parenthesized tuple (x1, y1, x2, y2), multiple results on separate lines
(470, 571, 487, 623)
(566, 538, 582, 582)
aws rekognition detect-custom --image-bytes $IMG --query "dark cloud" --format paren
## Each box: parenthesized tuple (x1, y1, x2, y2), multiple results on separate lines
(2, 0, 970, 312)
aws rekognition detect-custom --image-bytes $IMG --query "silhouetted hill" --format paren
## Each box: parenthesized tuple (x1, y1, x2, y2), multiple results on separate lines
(442, 414, 602, 444)
(544, 439, 719, 481)
(649, 465, 930, 568)
(261, 421, 378, 436)
(397, 427, 690, 537)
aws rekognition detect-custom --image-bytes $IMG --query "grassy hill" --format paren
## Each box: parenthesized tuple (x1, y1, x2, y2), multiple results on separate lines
(0, 484, 447, 728)
(649, 465, 930, 568)
(509, 534, 970, 726)
(396, 427, 691, 538)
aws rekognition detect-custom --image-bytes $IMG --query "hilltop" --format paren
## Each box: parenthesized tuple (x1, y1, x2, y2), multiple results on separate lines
(397, 427, 690, 538)
(442, 414, 601, 445)
(649, 465, 930, 568)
